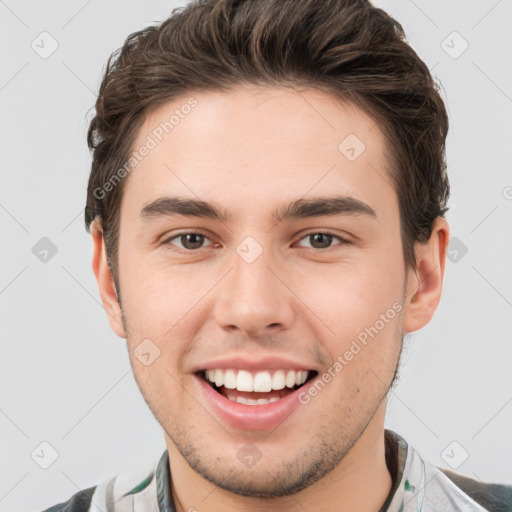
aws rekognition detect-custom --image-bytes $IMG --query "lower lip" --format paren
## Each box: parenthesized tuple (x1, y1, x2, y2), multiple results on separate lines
(195, 374, 315, 431)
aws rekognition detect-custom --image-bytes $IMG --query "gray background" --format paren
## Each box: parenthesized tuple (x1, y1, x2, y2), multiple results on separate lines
(0, 1, 511, 511)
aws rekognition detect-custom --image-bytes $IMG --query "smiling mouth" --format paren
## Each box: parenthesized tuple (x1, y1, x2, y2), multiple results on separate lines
(197, 368, 318, 405)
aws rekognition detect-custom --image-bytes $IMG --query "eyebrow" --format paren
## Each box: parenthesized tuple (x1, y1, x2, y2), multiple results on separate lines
(140, 195, 377, 223)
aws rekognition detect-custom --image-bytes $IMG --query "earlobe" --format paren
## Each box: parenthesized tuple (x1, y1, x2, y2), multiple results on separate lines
(91, 221, 127, 338)
(403, 217, 450, 334)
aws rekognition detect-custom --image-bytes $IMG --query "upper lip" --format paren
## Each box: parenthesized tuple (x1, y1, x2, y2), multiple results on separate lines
(192, 354, 320, 373)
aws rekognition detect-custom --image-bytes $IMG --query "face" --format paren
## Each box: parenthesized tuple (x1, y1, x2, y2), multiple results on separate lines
(93, 85, 447, 498)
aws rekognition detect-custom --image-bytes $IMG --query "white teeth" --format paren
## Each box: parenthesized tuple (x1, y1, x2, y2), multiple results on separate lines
(223, 369, 237, 389)
(285, 370, 296, 388)
(237, 397, 256, 405)
(271, 370, 286, 390)
(253, 372, 272, 392)
(214, 369, 224, 388)
(236, 370, 254, 392)
(228, 396, 280, 405)
(204, 368, 310, 393)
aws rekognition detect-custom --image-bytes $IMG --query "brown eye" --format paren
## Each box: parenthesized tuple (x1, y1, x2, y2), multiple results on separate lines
(180, 233, 205, 250)
(297, 231, 350, 250)
(165, 232, 211, 251)
(309, 233, 333, 249)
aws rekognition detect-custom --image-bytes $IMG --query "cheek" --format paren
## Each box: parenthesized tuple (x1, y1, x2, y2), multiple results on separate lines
(119, 256, 185, 329)
(296, 255, 402, 328)
(128, 354, 190, 425)
(300, 254, 404, 379)
(120, 262, 208, 378)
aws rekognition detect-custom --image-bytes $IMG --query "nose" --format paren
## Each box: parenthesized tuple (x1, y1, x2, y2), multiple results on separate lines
(212, 245, 295, 338)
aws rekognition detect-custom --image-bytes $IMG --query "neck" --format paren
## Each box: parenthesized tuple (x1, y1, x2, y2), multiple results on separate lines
(166, 404, 392, 512)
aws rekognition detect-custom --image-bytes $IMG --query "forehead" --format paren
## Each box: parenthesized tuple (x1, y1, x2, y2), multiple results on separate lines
(122, 85, 397, 225)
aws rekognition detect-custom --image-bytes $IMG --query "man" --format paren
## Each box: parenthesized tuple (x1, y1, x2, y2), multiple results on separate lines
(44, 0, 511, 510)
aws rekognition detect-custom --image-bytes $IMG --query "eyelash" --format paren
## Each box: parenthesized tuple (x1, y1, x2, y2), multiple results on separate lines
(162, 229, 351, 253)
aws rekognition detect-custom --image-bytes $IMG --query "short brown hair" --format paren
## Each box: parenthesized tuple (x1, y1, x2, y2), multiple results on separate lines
(85, 0, 449, 290)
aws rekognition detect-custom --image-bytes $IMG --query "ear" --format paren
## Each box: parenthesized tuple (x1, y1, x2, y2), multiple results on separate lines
(403, 217, 450, 334)
(91, 221, 127, 338)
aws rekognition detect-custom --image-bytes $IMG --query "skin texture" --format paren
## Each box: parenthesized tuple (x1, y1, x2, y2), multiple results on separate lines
(91, 85, 449, 512)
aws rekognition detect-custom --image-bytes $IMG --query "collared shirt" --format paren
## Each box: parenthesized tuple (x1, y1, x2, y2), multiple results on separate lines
(43, 429, 512, 512)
